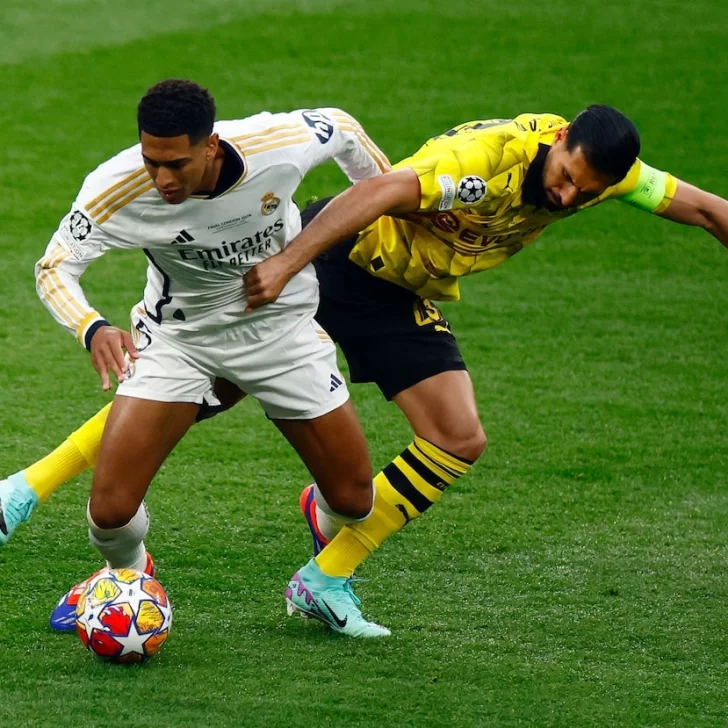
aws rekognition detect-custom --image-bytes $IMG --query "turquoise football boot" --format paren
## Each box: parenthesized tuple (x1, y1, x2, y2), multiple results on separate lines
(0, 473, 39, 546)
(285, 558, 390, 638)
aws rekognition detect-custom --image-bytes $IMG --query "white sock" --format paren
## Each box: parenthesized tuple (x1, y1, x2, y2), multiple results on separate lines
(313, 483, 375, 541)
(87, 501, 149, 571)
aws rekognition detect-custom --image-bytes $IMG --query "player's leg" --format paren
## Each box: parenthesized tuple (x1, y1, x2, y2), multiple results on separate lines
(274, 403, 390, 638)
(308, 230, 485, 581)
(0, 378, 246, 547)
(0, 404, 111, 546)
(50, 307, 215, 630)
(315, 370, 485, 580)
(274, 401, 372, 520)
(226, 314, 387, 637)
(50, 396, 198, 631)
(87, 395, 199, 566)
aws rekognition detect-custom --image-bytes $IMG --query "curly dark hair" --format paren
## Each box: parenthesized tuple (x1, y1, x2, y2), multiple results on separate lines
(137, 79, 216, 144)
(567, 105, 640, 183)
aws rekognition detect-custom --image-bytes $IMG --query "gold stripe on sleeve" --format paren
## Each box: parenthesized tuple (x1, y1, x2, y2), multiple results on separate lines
(86, 168, 148, 213)
(94, 180, 155, 225)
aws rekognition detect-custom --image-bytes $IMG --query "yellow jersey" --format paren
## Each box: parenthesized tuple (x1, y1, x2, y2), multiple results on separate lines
(350, 113, 677, 300)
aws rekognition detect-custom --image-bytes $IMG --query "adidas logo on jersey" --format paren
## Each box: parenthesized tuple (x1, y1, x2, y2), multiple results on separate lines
(329, 373, 343, 392)
(171, 229, 195, 245)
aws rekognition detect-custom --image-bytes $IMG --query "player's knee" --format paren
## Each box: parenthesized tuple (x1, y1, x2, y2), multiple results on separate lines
(88, 493, 142, 530)
(323, 476, 374, 521)
(426, 422, 487, 463)
(460, 425, 487, 462)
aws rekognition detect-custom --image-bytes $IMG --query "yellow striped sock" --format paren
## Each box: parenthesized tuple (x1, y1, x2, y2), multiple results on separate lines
(315, 437, 472, 578)
(24, 404, 111, 502)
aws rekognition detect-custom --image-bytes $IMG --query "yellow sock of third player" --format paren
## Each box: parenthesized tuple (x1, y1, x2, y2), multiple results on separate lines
(315, 436, 473, 578)
(23, 403, 111, 502)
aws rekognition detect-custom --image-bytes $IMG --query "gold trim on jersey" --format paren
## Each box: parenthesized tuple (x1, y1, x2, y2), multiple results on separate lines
(37, 242, 70, 270)
(75, 311, 102, 345)
(230, 122, 306, 145)
(37, 267, 88, 331)
(36, 273, 76, 330)
(331, 111, 391, 173)
(237, 133, 312, 157)
(86, 168, 148, 215)
(93, 180, 155, 225)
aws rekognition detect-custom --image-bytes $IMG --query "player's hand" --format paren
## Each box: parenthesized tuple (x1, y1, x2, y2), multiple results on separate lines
(89, 326, 140, 391)
(243, 255, 295, 311)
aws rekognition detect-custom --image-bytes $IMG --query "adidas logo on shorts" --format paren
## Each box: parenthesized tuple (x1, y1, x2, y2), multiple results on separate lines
(329, 373, 343, 392)
(170, 229, 195, 245)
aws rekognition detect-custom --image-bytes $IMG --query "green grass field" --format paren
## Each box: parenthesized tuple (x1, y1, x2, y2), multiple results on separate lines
(1, 1, 727, 725)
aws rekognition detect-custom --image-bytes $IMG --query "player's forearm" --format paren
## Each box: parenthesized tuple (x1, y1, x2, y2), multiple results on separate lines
(34, 254, 108, 349)
(280, 171, 419, 277)
(660, 181, 728, 250)
(702, 197, 728, 249)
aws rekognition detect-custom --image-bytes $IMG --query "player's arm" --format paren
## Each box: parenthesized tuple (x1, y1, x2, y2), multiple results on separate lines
(610, 161, 728, 249)
(244, 108, 405, 309)
(36, 207, 139, 391)
(244, 168, 420, 310)
(297, 107, 393, 181)
(657, 180, 728, 249)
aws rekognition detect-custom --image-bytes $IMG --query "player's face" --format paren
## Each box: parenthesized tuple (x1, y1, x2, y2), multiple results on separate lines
(543, 131, 615, 210)
(140, 132, 218, 204)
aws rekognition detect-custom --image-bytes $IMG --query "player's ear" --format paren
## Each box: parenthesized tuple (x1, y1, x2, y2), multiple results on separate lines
(206, 133, 219, 160)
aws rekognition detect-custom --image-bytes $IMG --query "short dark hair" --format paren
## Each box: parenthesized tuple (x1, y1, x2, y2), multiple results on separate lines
(567, 105, 640, 183)
(137, 79, 216, 144)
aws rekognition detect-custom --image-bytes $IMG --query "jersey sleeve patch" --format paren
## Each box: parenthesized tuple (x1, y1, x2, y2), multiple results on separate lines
(456, 176, 487, 205)
(302, 110, 335, 144)
(437, 175, 456, 210)
(57, 210, 93, 259)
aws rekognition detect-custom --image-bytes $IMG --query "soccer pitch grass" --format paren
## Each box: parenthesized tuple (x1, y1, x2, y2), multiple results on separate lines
(1, 1, 727, 725)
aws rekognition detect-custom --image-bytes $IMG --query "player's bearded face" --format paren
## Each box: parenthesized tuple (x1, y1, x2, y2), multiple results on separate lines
(140, 132, 218, 205)
(542, 133, 614, 211)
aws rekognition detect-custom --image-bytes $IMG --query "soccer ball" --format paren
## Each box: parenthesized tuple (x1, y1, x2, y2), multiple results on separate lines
(457, 175, 487, 205)
(75, 568, 172, 664)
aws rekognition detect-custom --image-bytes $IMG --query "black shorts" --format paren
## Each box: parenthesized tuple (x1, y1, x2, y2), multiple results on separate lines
(303, 198, 467, 400)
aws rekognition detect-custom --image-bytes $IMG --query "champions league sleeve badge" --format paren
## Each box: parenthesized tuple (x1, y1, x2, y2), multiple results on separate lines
(456, 176, 487, 205)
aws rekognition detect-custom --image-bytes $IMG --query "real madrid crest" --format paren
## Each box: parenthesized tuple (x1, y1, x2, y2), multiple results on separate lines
(261, 192, 280, 216)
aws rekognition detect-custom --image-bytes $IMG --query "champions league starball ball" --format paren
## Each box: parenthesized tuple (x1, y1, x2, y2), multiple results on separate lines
(75, 568, 172, 664)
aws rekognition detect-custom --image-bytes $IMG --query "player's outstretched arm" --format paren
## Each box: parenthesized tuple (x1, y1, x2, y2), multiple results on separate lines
(244, 168, 421, 310)
(658, 180, 728, 250)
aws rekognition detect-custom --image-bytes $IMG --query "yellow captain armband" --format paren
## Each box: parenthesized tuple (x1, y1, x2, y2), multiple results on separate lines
(618, 162, 673, 213)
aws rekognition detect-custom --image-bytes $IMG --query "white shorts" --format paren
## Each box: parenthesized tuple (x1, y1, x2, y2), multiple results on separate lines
(117, 306, 349, 420)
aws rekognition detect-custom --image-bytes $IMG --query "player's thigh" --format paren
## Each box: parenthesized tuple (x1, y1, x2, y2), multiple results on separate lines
(91, 395, 199, 527)
(392, 370, 486, 461)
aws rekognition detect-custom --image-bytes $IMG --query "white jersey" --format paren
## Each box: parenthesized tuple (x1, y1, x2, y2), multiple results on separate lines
(35, 108, 390, 348)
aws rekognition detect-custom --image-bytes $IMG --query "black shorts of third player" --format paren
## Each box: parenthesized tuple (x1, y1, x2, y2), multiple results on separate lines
(303, 198, 467, 400)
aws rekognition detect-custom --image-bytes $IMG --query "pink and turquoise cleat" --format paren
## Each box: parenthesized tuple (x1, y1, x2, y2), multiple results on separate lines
(286, 558, 390, 638)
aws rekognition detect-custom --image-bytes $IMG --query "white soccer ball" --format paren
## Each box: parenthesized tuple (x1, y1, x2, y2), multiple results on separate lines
(75, 568, 172, 664)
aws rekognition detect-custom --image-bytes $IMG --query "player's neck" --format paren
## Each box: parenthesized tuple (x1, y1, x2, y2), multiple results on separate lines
(194, 144, 226, 196)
